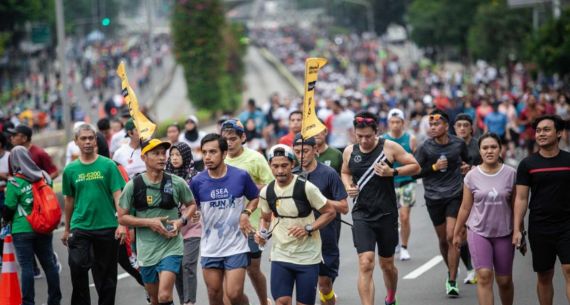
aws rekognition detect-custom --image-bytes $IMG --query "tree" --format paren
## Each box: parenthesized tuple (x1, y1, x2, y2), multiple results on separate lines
(171, 0, 245, 113)
(467, 0, 532, 65)
(527, 8, 570, 77)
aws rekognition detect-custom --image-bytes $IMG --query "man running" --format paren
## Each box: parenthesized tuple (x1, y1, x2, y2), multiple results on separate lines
(221, 119, 273, 305)
(414, 109, 470, 297)
(513, 115, 570, 305)
(292, 134, 348, 305)
(341, 111, 420, 305)
(62, 123, 126, 305)
(256, 144, 336, 305)
(279, 111, 303, 147)
(190, 134, 259, 305)
(383, 109, 417, 261)
(314, 128, 343, 174)
(118, 138, 197, 305)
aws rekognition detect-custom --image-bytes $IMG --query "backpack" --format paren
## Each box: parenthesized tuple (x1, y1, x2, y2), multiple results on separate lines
(132, 173, 176, 211)
(264, 176, 312, 218)
(15, 175, 62, 234)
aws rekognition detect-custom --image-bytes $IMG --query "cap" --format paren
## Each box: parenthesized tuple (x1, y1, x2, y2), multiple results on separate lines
(7, 125, 33, 139)
(423, 94, 433, 106)
(455, 113, 473, 125)
(120, 108, 131, 118)
(124, 118, 136, 136)
(220, 119, 245, 134)
(387, 109, 405, 121)
(186, 115, 199, 125)
(268, 144, 295, 162)
(141, 138, 171, 155)
(293, 133, 316, 146)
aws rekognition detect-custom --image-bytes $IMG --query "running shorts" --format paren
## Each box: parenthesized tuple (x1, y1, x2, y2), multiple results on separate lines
(425, 196, 461, 226)
(396, 181, 416, 208)
(248, 233, 262, 259)
(319, 252, 340, 280)
(139, 255, 182, 284)
(528, 227, 570, 272)
(201, 253, 250, 270)
(352, 216, 398, 258)
(270, 261, 319, 304)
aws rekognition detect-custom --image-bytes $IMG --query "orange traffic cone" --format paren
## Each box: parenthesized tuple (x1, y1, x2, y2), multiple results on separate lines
(0, 234, 22, 305)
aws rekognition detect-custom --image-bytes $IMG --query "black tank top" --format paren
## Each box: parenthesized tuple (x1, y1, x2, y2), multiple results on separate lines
(349, 138, 398, 221)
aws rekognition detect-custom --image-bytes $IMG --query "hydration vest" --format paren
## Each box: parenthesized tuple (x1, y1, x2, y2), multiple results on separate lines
(265, 177, 312, 218)
(133, 173, 176, 211)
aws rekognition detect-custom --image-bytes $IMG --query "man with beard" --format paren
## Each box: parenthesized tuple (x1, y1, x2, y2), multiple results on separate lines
(514, 115, 570, 305)
(179, 115, 206, 171)
(190, 134, 259, 305)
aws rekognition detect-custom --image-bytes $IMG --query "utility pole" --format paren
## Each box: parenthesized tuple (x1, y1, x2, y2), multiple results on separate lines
(55, 0, 71, 144)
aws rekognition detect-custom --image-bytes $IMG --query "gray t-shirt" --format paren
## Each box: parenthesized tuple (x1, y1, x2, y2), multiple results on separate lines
(464, 165, 516, 238)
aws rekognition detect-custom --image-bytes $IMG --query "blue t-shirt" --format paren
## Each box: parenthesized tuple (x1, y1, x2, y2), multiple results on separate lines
(484, 112, 508, 136)
(294, 162, 348, 254)
(190, 165, 259, 257)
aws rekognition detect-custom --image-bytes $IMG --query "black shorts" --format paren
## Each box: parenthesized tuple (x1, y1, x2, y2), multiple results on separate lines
(528, 228, 570, 272)
(352, 216, 398, 258)
(425, 196, 461, 227)
(319, 252, 339, 280)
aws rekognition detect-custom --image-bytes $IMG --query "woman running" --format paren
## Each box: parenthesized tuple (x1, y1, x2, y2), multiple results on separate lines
(453, 133, 517, 305)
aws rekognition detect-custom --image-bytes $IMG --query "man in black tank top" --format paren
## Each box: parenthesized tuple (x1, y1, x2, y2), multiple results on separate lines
(341, 112, 420, 305)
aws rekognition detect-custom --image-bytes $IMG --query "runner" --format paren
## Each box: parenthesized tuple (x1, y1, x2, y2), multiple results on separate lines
(221, 119, 273, 305)
(256, 144, 336, 305)
(190, 133, 259, 305)
(341, 111, 420, 305)
(314, 128, 343, 174)
(113, 119, 146, 179)
(118, 138, 197, 305)
(453, 133, 516, 305)
(279, 111, 302, 147)
(383, 108, 417, 261)
(513, 115, 570, 305)
(292, 135, 348, 305)
(61, 123, 126, 305)
(414, 109, 470, 297)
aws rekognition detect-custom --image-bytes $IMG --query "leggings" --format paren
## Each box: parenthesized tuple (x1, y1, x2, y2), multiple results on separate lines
(467, 230, 514, 276)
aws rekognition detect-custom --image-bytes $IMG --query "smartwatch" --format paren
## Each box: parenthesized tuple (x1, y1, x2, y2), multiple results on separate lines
(304, 224, 314, 236)
(393, 168, 399, 176)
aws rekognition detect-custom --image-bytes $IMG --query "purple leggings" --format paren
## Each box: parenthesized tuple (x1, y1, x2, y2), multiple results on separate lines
(467, 230, 514, 276)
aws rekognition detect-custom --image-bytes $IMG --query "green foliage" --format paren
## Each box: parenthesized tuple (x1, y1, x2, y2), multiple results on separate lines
(527, 8, 570, 77)
(171, 0, 245, 113)
(467, 1, 532, 64)
(155, 118, 183, 139)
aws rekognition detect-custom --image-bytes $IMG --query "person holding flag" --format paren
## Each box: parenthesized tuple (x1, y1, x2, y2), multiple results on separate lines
(341, 111, 420, 305)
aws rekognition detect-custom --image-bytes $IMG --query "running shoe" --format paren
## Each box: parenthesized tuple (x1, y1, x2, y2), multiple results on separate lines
(446, 280, 459, 298)
(464, 269, 477, 284)
(385, 297, 398, 305)
(33, 268, 43, 279)
(53, 252, 62, 274)
(399, 248, 411, 261)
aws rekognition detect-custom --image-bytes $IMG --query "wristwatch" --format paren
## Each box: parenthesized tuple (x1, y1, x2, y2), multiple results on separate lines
(241, 209, 252, 216)
(304, 224, 314, 236)
(393, 168, 399, 176)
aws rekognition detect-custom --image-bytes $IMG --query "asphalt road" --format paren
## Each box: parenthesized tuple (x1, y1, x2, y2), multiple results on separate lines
(29, 48, 567, 304)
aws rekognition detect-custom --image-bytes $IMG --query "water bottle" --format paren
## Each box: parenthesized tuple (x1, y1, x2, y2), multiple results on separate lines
(258, 229, 271, 251)
(439, 154, 447, 172)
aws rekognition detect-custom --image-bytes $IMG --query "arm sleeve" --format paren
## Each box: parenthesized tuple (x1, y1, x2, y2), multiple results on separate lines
(61, 168, 74, 196)
(190, 180, 201, 207)
(4, 183, 19, 211)
(243, 171, 260, 200)
(329, 172, 348, 201)
(516, 159, 531, 186)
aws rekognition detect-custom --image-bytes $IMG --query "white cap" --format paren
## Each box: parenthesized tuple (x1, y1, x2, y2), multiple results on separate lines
(267, 144, 295, 162)
(423, 94, 433, 105)
(387, 108, 405, 121)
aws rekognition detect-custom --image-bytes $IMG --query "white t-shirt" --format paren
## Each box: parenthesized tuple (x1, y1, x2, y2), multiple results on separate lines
(112, 145, 146, 178)
(329, 110, 355, 149)
(0, 151, 10, 188)
(65, 141, 80, 165)
(110, 130, 130, 156)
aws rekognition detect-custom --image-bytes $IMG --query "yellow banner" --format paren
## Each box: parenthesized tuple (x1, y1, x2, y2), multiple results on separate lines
(116, 62, 156, 141)
(301, 57, 327, 140)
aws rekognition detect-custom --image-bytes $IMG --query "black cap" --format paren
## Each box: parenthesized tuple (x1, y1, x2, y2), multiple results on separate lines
(7, 125, 33, 140)
(293, 133, 316, 146)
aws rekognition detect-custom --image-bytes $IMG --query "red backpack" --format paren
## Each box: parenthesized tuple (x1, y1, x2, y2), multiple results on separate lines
(16, 175, 62, 234)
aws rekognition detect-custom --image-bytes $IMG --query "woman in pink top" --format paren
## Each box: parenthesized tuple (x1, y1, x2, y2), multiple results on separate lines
(453, 133, 518, 305)
(166, 142, 201, 305)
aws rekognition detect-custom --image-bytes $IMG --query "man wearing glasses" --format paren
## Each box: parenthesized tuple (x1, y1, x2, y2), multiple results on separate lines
(341, 111, 420, 305)
(414, 109, 470, 297)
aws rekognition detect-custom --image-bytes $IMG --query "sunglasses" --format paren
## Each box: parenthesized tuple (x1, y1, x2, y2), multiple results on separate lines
(429, 114, 448, 123)
(353, 117, 376, 125)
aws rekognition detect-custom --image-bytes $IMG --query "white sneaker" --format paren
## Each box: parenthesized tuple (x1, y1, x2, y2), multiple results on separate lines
(399, 248, 411, 261)
(463, 269, 477, 284)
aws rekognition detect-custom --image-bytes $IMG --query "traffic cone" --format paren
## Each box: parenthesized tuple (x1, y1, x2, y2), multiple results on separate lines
(0, 234, 22, 305)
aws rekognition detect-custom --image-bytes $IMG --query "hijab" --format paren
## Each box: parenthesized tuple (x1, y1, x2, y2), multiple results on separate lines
(10, 145, 50, 183)
(165, 142, 197, 183)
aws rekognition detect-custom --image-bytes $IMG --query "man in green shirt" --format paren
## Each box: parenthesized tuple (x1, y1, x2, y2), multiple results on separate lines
(314, 128, 343, 174)
(221, 119, 273, 305)
(118, 138, 196, 305)
(61, 123, 126, 305)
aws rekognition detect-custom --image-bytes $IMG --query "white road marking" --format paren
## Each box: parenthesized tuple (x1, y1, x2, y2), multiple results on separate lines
(89, 272, 131, 287)
(403, 255, 443, 280)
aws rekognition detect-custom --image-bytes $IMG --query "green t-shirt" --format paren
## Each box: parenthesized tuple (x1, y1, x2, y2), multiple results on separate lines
(62, 156, 125, 231)
(225, 147, 274, 230)
(4, 177, 52, 234)
(317, 146, 343, 174)
(119, 173, 194, 267)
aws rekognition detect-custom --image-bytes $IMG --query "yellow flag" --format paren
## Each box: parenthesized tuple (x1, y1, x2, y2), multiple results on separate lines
(301, 57, 328, 140)
(116, 61, 156, 141)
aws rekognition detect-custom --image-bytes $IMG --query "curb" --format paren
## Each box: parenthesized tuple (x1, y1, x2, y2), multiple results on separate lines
(258, 47, 303, 95)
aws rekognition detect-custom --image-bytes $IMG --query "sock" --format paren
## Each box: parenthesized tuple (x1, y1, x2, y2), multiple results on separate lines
(460, 244, 473, 270)
(386, 289, 396, 303)
(159, 301, 174, 305)
(401, 245, 407, 249)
